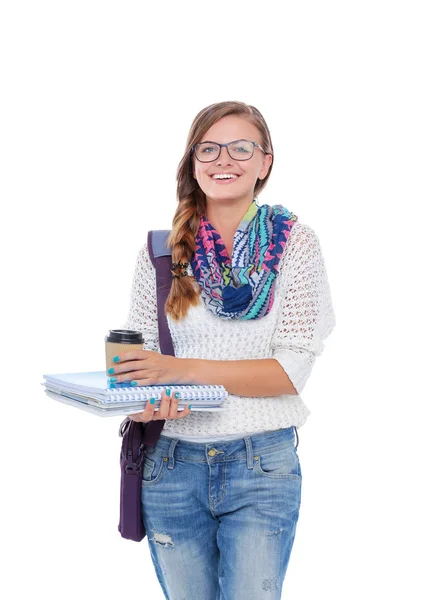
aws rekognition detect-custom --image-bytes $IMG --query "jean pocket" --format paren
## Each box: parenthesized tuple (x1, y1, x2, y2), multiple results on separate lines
(142, 453, 166, 485)
(255, 443, 302, 480)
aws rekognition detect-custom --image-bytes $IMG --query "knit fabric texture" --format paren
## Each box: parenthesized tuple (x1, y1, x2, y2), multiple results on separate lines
(123, 221, 335, 439)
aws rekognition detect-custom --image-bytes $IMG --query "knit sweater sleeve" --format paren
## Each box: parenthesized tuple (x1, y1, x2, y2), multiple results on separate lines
(271, 223, 335, 395)
(122, 243, 160, 353)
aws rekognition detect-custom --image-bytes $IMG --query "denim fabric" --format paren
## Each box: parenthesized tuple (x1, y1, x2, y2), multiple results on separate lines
(142, 426, 302, 600)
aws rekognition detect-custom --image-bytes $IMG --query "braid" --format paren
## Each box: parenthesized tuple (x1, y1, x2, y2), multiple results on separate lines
(164, 195, 203, 321)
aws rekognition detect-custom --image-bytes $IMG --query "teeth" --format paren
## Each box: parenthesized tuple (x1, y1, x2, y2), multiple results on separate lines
(212, 174, 238, 179)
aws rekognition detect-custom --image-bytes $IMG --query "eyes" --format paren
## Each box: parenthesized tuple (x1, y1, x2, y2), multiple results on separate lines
(235, 146, 251, 154)
(194, 139, 261, 162)
(196, 139, 255, 160)
(198, 140, 253, 154)
(201, 144, 249, 154)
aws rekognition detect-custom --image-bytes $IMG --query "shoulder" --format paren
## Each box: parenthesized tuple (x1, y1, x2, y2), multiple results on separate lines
(132, 241, 156, 276)
(282, 221, 322, 264)
(275, 221, 325, 289)
(139, 241, 151, 261)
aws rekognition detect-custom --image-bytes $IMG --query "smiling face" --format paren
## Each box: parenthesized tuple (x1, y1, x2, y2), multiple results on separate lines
(192, 114, 273, 209)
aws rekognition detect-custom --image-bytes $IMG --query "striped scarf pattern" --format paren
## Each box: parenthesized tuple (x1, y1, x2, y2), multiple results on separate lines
(190, 200, 298, 320)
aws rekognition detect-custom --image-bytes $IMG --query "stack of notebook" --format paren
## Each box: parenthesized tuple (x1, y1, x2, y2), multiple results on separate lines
(42, 371, 228, 417)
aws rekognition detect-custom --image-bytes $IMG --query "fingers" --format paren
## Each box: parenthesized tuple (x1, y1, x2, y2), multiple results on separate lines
(163, 392, 192, 420)
(128, 388, 192, 422)
(175, 403, 192, 419)
(155, 389, 190, 420)
(166, 392, 180, 419)
(128, 397, 155, 422)
(107, 350, 153, 379)
(111, 350, 150, 364)
(108, 365, 147, 382)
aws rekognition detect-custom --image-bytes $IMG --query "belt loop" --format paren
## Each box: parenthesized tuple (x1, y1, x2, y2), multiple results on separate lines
(294, 426, 299, 450)
(244, 436, 254, 470)
(167, 438, 179, 470)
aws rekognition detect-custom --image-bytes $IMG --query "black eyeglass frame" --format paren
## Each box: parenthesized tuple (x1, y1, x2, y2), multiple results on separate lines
(191, 139, 267, 162)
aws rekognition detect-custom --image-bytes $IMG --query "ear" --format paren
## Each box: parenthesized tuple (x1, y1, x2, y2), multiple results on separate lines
(258, 153, 273, 180)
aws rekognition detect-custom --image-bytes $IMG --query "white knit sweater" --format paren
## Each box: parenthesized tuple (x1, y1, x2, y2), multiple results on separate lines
(123, 221, 335, 441)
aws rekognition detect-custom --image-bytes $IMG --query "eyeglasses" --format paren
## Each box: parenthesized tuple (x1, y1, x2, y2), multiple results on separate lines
(192, 139, 266, 162)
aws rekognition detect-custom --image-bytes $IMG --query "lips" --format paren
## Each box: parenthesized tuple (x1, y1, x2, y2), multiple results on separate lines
(209, 174, 241, 179)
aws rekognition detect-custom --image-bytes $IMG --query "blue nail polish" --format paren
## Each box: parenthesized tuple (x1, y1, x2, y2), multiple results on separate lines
(188, 405, 192, 410)
(110, 376, 117, 383)
(150, 398, 156, 404)
(113, 356, 120, 363)
(108, 368, 114, 375)
(131, 381, 137, 386)
(166, 388, 171, 396)
(174, 392, 180, 398)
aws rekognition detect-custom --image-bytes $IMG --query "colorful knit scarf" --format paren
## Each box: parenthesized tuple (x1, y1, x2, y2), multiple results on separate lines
(190, 199, 298, 320)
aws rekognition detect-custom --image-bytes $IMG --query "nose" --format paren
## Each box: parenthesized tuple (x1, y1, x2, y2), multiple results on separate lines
(216, 145, 233, 165)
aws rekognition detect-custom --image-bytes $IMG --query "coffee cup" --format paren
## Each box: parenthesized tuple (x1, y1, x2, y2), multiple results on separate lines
(105, 329, 144, 374)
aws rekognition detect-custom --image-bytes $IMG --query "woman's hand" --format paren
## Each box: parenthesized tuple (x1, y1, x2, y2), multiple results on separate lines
(128, 388, 192, 423)
(108, 349, 189, 387)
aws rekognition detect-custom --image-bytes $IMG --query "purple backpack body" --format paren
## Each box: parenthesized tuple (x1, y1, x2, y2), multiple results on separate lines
(118, 230, 173, 542)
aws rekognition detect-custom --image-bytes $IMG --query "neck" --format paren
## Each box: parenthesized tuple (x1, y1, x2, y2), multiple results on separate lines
(205, 196, 255, 238)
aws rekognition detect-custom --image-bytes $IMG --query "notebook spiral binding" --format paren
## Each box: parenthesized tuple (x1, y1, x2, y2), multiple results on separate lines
(104, 384, 226, 403)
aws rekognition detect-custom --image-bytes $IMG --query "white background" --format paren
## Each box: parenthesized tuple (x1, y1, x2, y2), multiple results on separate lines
(1, 1, 427, 598)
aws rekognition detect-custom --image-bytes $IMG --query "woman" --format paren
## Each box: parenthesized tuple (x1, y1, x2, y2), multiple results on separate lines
(112, 101, 335, 599)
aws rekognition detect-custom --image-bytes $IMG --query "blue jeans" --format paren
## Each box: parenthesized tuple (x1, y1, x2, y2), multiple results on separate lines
(142, 426, 302, 600)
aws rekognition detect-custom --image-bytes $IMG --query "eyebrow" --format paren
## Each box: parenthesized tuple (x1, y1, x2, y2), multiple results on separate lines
(199, 138, 251, 144)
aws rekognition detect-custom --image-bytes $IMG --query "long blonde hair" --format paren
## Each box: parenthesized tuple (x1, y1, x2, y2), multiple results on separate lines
(165, 101, 274, 321)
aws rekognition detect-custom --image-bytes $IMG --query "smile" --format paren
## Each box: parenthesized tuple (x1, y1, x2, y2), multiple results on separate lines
(210, 174, 240, 181)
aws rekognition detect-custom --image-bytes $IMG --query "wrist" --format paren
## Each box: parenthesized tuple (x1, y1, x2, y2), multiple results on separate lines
(174, 357, 194, 385)
(181, 358, 200, 385)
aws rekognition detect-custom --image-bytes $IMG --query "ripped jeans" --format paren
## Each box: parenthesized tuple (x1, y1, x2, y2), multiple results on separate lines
(142, 426, 302, 600)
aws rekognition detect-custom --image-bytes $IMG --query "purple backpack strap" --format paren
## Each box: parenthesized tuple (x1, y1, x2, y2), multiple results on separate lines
(147, 230, 174, 356)
(142, 230, 174, 446)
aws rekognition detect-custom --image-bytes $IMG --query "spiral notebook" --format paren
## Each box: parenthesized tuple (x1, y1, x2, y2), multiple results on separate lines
(42, 371, 228, 417)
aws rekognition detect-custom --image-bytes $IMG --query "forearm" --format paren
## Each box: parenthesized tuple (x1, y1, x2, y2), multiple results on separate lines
(182, 357, 298, 397)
